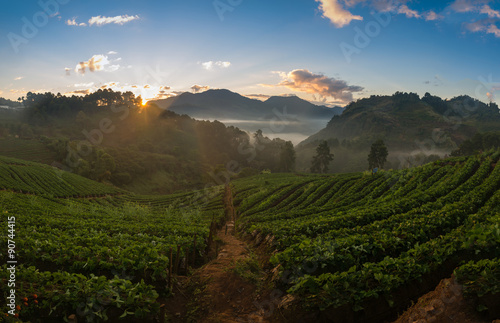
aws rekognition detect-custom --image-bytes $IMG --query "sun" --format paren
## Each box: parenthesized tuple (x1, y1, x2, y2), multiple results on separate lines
(141, 99, 148, 107)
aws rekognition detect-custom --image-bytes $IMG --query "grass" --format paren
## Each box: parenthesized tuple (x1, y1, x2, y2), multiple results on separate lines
(228, 253, 263, 286)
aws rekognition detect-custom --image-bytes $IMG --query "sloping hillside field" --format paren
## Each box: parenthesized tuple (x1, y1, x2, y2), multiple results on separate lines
(232, 152, 500, 322)
(1, 153, 499, 322)
(0, 156, 225, 321)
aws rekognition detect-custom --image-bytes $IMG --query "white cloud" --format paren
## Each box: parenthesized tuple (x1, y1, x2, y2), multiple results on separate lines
(487, 23, 500, 36)
(14, 76, 24, 81)
(480, 5, 500, 18)
(262, 69, 363, 104)
(75, 55, 110, 74)
(450, 0, 478, 13)
(191, 85, 210, 93)
(107, 65, 121, 72)
(88, 15, 139, 26)
(425, 11, 444, 21)
(315, 0, 363, 28)
(65, 17, 87, 26)
(371, 0, 398, 12)
(74, 82, 94, 88)
(107, 51, 118, 55)
(201, 61, 232, 70)
(464, 18, 500, 37)
(398, 5, 421, 18)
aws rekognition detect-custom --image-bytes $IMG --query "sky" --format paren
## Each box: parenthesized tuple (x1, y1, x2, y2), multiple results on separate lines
(1, 0, 500, 107)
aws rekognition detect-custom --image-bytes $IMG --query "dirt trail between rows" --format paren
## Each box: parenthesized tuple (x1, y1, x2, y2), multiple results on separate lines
(191, 185, 271, 323)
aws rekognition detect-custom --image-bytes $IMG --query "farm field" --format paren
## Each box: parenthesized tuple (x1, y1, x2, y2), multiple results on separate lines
(0, 139, 57, 165)
(232, 151, 500, 322)
(0, 152, 499, 322)
(0, 156, 225, 322)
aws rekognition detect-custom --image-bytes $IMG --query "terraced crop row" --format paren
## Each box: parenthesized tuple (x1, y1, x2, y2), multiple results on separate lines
(232, 152, 500, 321)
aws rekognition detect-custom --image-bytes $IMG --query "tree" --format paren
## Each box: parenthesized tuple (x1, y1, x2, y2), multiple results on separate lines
(310, 141, 334, 173)
(368, 139, 388, 171)
(279, 141, 296, 172)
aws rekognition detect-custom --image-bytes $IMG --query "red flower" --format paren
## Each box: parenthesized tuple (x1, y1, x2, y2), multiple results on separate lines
(24, 302, 28, 306)
(23, 297, 28, 302)
(16, 305, 21, 310)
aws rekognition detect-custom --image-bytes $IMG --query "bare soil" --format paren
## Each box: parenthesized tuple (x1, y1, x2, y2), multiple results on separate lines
(394, 275, 491, 323)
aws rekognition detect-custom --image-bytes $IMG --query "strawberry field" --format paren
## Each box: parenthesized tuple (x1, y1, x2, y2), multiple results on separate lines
(233, 151, 500, 321)
(0, 156, 224, 322)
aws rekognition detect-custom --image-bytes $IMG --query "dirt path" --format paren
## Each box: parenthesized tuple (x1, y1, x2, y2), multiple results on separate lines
(189, 185, 271, 323)
(394, 275, 490, 323)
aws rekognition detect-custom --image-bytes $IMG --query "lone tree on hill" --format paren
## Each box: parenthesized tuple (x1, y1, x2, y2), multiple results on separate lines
(368, 139, 388, 172)
(279, 141, 296, 172)
(311, 141, 334, 173)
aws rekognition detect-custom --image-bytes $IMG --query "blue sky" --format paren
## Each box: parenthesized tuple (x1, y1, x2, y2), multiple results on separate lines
(1, 0, 500, 106)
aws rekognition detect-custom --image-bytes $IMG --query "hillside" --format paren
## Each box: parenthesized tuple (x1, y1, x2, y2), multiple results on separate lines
(296, 92, 500, 172)
(0, 155, 226, 322)
(232, 151, 500, 322)
(303, 92, 499, 148)
(151, 89, 342, 138)
(0, 90, 296, 194)
(1, 153, 499, 322)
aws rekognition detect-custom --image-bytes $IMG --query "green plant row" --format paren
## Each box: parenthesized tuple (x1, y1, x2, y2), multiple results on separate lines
(0, 265, 160, 322)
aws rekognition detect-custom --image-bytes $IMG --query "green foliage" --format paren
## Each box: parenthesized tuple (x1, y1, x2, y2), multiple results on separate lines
(310, 141, 334, 173)
(368, 139, 388, 170)
(279, 141, 296, 172)
(455, 258, 500, 314)
(452, 131, 500, 156)
(229, 253, 262, 285)
(232, 152, 500, 316)
(0, 158, 227, 321)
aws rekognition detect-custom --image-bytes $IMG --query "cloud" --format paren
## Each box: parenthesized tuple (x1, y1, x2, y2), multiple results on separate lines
(315, 0, 363, 28)
(398, 5, 421, 18)
(263, 69, 363, 103)
(107, 51, 118, 55)
(14, 76, 24, 81)
(65, 67, 71, 76)
(88, 15, 139, 26)
(191, 85, 210, 93)
(66, 17, 87, 26)
(74, 82, 95, 88)
(75, 55, 109, 74)
(107, 64, 121, 72)
(74, 55, 121, 74)
(66, 15, 139, 27)
(371, 0, 398, 12)
(244, 94, 271, 100)
(480, 5, 500, 18)
(100, 82, 118, 89)
(201, 61, 231, 70)
(486, 23, 500, 36)
(425, 11, 444, 21)
(464, 18, 500, 37)
(66, 89, 92, 95)
(449, 0, 478, 13)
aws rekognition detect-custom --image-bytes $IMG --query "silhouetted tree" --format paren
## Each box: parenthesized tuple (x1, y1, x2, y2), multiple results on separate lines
(279, 141, 296, 172)
(311, 141, 334, 173)
(368, 139, 388, 171)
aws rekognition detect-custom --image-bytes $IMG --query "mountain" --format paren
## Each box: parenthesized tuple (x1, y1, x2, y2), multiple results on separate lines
(300, 92, 500, 150)
(151, 89, 342, 141)
(294, 92, 500, 173)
